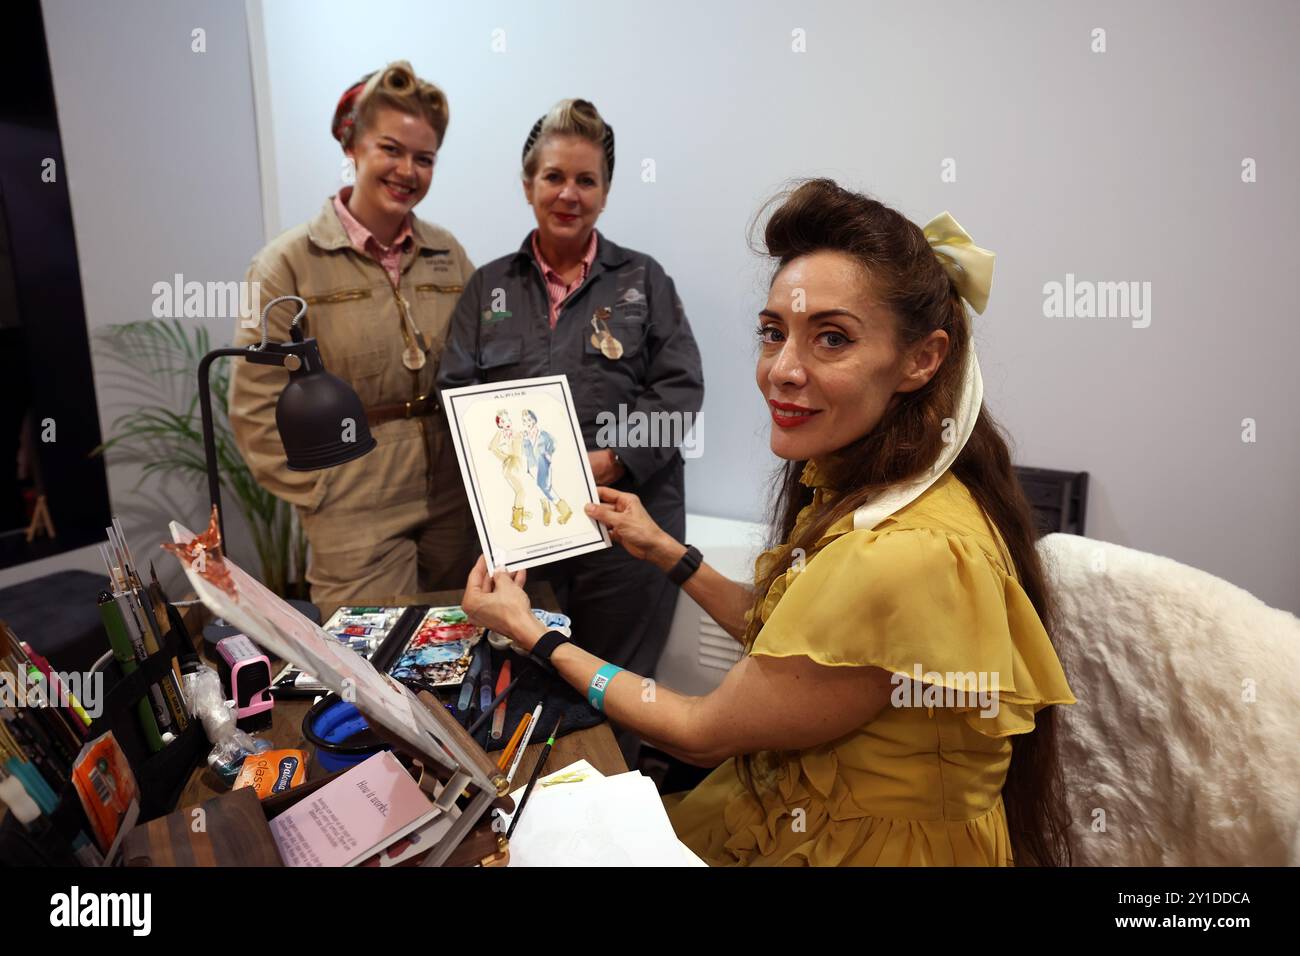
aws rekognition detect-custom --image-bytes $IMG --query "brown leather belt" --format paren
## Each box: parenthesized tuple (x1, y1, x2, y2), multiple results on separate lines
(364, 396, 441, 427)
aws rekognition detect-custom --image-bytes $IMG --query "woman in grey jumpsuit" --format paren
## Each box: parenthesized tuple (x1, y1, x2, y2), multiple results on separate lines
(437, 99, 704, 682)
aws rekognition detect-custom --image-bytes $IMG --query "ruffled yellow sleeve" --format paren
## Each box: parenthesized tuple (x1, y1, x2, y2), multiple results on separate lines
(750, 528, 1076, 737)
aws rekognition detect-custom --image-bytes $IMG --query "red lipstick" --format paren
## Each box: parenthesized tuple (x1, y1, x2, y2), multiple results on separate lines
(769, 400, 821, 429)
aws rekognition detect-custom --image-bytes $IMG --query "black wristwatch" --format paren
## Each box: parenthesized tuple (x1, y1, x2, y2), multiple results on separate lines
(667, 544, 703, 586)
(530, 629, 570, 667)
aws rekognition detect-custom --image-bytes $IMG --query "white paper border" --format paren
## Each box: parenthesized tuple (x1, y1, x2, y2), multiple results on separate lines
(440, 374, 611, 574)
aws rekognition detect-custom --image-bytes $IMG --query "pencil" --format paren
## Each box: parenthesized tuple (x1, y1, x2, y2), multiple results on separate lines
(505, 715, 563, 840)
(496, 709, 531, 771)
(490, 659, 511, 740)
(21, 642, 91, 734)
(457, 641, 486, 717)
(504, 702, 544, 784)
(106, 525, 188, 733)
(477, 650, 494, 723)
(112, 590, 174, 735)
(98, 592, 165, 752)
(467, 671, 524, 737)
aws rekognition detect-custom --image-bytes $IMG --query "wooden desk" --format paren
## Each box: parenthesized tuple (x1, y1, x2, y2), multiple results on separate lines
(179, 586, 627, 809)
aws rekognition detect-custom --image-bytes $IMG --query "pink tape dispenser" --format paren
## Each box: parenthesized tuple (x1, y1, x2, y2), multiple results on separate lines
(215, 634, 274, 732)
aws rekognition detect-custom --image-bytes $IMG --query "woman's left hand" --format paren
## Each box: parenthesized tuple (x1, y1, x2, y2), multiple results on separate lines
(462, 555, 534, 644)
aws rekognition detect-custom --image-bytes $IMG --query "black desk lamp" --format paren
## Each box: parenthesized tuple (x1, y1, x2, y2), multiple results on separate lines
(198, 295, 377, 544)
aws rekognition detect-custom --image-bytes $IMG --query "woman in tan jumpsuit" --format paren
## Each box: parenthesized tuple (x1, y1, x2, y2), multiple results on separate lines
(229, 61, 478, 608)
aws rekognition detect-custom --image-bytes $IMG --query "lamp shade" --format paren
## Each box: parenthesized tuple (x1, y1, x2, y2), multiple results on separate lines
(274, 339, 377, 471)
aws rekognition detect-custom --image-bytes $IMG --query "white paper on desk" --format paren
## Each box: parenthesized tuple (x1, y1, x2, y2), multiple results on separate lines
(500, 762, 706, 867)
(503, 769, 698, 867)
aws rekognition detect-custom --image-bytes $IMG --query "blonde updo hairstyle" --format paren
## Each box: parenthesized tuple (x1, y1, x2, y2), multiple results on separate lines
(332, 60, 449, 150)
(520, 98, 613, 190)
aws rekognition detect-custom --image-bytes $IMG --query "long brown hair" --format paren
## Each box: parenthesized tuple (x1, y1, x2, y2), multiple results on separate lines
(742, 179, 1072, 866)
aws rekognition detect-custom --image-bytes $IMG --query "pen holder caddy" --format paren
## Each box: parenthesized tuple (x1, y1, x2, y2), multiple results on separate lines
(91, 618, 206, 817)
(40, 608, 208, 862)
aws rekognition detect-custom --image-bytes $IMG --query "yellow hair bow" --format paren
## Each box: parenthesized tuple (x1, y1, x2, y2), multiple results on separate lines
(922, 211, 995, 315)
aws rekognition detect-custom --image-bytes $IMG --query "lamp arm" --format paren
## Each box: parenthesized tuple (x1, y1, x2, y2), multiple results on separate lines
(197, 346, 289, 546)
(251, 295, 309, 351)
(198, 296, 364, 552)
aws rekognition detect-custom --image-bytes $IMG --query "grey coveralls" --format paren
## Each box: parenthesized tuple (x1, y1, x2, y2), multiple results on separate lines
(436, 231, 705, 678)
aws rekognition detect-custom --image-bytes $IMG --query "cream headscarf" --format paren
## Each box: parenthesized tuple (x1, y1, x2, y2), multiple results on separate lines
(850, 212, 996, 531)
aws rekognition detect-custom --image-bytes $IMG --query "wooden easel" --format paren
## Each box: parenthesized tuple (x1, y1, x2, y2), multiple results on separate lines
(24, 493, 55, 543)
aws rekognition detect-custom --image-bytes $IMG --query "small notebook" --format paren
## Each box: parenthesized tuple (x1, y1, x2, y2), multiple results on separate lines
(268, 751, 438, 867)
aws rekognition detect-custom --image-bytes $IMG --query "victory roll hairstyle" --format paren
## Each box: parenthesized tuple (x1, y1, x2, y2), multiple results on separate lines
(331, 60, 449, 149)
(521, 98, 615, 186)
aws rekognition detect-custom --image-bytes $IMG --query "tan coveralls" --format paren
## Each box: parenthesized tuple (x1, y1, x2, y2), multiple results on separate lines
(228, 198, 478, 607)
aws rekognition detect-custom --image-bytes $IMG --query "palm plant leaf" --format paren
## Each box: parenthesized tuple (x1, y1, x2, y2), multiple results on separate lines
(91, 319, 307, 596)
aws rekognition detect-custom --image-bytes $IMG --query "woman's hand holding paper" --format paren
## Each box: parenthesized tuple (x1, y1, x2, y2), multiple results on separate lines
(461, 556, 545, 650)
(584, 486, 685, 570)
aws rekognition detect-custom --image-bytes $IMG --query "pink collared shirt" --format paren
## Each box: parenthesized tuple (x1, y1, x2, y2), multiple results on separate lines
(531, 229, 598, 329)
(332, 187, 414, 289)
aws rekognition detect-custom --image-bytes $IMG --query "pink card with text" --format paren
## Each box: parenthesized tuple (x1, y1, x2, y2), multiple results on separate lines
(269, 751, 436, 867)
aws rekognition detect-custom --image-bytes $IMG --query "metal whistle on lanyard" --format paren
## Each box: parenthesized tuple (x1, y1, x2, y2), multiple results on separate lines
(589, 307, 623, 360)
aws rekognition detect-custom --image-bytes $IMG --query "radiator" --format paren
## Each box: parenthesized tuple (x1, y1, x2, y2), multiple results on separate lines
(653, 513, 767, 695)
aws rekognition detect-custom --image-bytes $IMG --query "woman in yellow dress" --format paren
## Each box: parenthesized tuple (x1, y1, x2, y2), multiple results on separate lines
(462, 179, 1077, 866)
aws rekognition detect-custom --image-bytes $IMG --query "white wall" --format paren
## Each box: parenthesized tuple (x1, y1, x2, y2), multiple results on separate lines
(7, 1, 1297, 617)
(0, 0, 266, 595)
(254, 0, 1299, 613)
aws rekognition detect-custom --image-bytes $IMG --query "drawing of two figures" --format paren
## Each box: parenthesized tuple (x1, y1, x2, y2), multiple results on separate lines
(489, 409, 573, 533)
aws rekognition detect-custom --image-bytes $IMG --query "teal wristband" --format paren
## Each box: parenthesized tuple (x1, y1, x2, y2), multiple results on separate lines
(587, 664, 624, 712)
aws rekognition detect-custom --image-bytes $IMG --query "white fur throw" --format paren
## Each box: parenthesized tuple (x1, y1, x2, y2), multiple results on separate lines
(1036, 533, 1300, 866)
